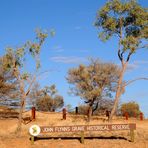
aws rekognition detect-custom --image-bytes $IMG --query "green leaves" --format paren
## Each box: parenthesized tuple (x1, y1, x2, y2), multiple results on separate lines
(35, 28, 48, 45)
(3, 29, 50, 72)
(67, 59, 120, 103)
(121, 36, 139, 52)
(95, 0, 148, 58)
(50, 29, 56, 37)
(98, 32, 112, 42)
(21, 72, 29, 80)
(16, 48, 25, 58)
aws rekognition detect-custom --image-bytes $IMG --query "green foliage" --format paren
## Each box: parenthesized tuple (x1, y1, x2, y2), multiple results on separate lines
(95, 0, 148, 57)
(3, 29, 49, 72)
(21, 72, 30, 80)
(67, 59, 120, 112)
(40, 84, 57, 97)
(35, 85, 64, 111)
(50, 29, 56, 37)
(120, 101, 141, 117)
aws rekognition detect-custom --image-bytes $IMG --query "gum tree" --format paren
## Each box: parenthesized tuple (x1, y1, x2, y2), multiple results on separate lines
(35, 84, 64, 112)
(95, 0, 148, 121)
(67, 59, 120, 121)
(1, 29, 53, 134)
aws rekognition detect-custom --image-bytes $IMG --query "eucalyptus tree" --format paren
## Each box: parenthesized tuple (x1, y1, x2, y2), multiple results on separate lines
(35, 84, 64, 112)
(1, 29, 54, 134)
(95, 0, 148, 121)
(67, 59, 120, 121)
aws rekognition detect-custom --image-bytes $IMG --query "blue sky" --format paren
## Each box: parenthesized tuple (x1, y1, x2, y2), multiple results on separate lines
(0, 0, 148, 117)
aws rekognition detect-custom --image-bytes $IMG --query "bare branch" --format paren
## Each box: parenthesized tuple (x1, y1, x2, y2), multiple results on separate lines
(25, 70, 52, 96)
(118, 49, 122, 61)
(126, 51, 133, 62)
(121, 51, 125, 60)
(137, 44, 148, 50)
(118, 18, 123, 62)
(123, 77, 148, 87)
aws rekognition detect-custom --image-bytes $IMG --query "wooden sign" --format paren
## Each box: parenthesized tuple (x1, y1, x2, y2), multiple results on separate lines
(40, 123, 136, 133)
(29, 123, 136, 144)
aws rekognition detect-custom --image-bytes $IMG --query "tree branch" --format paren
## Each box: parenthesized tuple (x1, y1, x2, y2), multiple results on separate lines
(84, 99, 92, 104)
(118, 49, 122, 61)
(25, 75, 36, 96)
(92, 102, 99, 113)
(121, 51, 125, 60)
(123, 77, 148, 87)
(137, 44, 148, 50)
(118, 18, 123, 62)
(25, 70, 50, 96)
(126, 51, 133, 62)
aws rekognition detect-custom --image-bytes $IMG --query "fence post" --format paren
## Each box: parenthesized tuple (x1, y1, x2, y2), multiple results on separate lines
(140, 112, 143, 121)
(63, 108, 66, 120)
(32, 107, 36, 120)
(75, 107, 78, 115)
(106, 110, 111, 121)
(125, 112, 128, 120)
(134, 112, 137, 118)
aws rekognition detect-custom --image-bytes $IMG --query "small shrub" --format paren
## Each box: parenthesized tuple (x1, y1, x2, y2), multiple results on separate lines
(120, 101, 141, 117)
(78, 105, 89, 115)
(36, 95, 64, 111)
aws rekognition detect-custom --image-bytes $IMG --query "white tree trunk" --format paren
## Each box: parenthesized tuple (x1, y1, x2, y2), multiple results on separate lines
(109, 62, 127, 121)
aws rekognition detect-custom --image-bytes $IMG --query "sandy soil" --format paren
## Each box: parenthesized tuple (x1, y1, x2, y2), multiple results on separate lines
(0, 111, 148, 148)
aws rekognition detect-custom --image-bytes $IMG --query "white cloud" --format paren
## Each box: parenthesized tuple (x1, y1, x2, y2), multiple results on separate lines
(52, 45, 64, 53)
(50, 56, 87, 64)
(127, 63, 139, 71)
(126, 60, 148, 71)
(134, 60, 148, 65)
